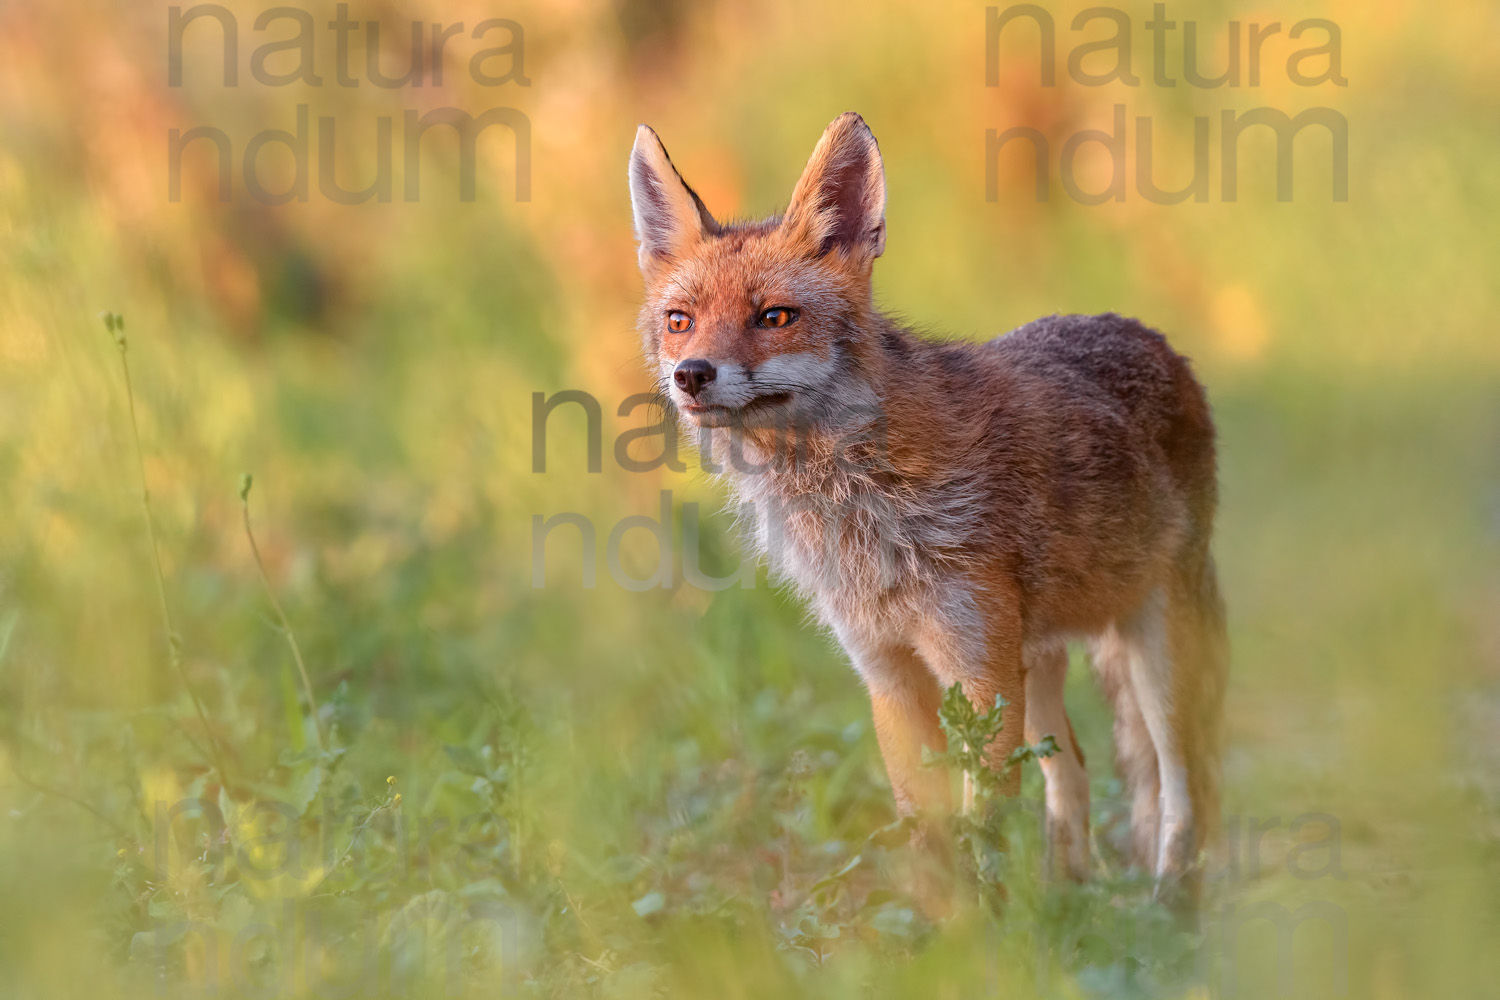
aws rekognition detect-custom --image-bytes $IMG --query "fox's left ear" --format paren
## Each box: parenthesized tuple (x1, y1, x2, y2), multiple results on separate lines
(629, 125, 720, 273)
(782, 112, 886, 261)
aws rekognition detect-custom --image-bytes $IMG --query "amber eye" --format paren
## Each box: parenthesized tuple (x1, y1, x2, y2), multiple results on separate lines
(666, 311, 693, 333)
(758, 307, 798, 329)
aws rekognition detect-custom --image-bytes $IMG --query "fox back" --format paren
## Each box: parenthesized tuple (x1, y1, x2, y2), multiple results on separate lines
(628, 113, 1227, 904)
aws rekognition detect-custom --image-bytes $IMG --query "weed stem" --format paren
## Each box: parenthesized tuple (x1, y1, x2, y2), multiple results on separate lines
(107, 315, 232, 785)
(239, 475, 325, 750)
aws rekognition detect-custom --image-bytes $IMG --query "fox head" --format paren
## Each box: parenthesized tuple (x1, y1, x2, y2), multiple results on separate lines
(628, 113, 888, 434)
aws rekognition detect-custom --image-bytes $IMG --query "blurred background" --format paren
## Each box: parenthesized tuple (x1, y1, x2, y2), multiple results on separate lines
(1, 0, 1496, 996)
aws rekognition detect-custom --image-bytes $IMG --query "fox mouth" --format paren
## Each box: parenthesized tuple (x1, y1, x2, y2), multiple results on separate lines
(681, 391, 793, 419)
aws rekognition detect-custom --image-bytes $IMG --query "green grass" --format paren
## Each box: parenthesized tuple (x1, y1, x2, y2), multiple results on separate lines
(2, 0, 1498, 995)
(0, 317, 1491, 998)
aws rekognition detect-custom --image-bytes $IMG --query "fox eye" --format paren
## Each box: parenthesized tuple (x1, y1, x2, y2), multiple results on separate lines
(758, 307, 798, 329)
(666, 311, 693, 333)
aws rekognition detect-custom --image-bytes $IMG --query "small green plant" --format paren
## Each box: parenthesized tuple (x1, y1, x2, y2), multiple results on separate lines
(103, 311, 231, 784)
(240, 471, 325, 749)
(919, 682, 1060, 913)
(924, 682, 1059, 804)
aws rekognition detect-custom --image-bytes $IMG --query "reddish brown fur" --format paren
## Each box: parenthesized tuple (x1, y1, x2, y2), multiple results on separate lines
(628, 113, 1227, 901)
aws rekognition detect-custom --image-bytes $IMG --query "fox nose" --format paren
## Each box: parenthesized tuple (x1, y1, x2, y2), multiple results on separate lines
(673, 358, 717, 396)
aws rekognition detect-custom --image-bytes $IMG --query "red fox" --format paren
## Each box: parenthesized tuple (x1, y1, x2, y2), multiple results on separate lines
(627, 112, 1227, 899)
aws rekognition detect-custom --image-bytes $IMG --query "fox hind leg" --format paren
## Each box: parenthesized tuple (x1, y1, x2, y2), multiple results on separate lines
(1093, 571, 1224, 906)
(1159, 557, 1228, 901)
(1091, 630, 1163, 873)
(1121, 591, 1197, 898)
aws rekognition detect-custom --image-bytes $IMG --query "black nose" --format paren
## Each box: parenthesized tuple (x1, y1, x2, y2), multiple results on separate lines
(673, 358, 717, 396)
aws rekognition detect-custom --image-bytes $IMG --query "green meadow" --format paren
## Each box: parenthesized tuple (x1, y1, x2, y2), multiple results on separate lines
(1, 0, 1495, 996)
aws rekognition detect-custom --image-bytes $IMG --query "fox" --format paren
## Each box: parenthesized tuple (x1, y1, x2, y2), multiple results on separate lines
(627, 112, 1227, 900)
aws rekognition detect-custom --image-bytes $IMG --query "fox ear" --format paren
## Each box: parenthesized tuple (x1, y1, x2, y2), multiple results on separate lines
(628, 125, 720, 272)
(781, 113, 886, 261)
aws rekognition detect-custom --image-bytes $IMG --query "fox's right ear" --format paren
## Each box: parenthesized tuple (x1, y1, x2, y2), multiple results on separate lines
(628, 125, 719, 273)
